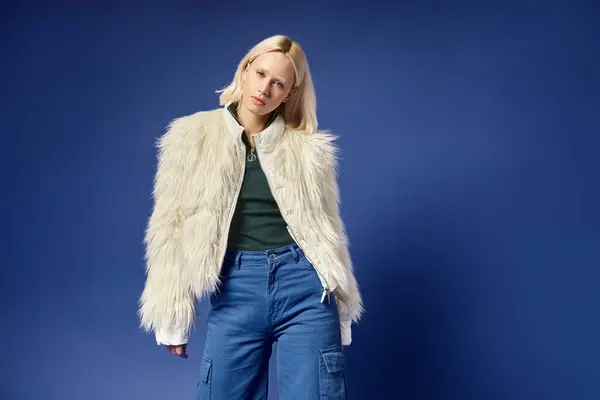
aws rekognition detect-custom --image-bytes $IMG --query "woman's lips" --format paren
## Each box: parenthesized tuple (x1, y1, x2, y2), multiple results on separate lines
(251, 96, 265, 105)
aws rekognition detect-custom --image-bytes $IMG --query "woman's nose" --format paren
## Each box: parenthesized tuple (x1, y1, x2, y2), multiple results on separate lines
(259, 85, 269, 96)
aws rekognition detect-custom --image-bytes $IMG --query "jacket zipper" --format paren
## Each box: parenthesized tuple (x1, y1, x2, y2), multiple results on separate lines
(255, 140, 331, 304)
(217, 134, 247, 274)
(248, 147, 257, 162)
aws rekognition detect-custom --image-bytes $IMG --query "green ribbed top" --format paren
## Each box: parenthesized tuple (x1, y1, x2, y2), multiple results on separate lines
(226, 104, 295, 251)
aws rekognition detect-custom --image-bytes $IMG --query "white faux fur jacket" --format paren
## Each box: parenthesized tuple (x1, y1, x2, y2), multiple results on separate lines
(138, 104, 364, 346)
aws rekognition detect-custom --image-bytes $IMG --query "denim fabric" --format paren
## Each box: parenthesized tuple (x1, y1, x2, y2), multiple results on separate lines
(196, 243, 347, 399)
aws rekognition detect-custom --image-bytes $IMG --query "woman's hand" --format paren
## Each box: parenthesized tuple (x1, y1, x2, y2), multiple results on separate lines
(165, 344, 188, 359)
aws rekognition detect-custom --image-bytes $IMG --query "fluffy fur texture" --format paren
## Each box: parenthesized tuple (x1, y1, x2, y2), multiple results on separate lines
(138, 105, 364, 345)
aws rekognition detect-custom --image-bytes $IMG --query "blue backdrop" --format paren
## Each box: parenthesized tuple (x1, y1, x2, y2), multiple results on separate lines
(2, 1, 599, 399)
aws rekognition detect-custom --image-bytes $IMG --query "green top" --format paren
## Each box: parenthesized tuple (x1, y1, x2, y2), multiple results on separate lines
(226, 104, 295, 251)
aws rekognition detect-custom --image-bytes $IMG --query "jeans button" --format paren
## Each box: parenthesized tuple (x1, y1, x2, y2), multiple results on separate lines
(268, 253, 275, 260)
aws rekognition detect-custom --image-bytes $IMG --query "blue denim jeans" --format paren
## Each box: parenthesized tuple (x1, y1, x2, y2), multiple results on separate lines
(196, 242, 347, 399)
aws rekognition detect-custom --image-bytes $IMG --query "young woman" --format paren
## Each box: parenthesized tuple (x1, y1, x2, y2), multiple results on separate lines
(138, 34, 363, 399)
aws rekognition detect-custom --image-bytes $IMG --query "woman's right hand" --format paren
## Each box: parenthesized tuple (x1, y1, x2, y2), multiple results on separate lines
(165, 344, 188, 359)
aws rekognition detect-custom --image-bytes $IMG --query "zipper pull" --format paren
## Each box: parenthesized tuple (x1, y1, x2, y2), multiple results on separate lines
(247, 147, 257, 162)
(320, 288, 331, 304)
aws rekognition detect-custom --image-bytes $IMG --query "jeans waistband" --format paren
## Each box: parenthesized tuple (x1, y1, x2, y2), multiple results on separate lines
(223, 242, 331, 304)
(224, 242, 304, 266)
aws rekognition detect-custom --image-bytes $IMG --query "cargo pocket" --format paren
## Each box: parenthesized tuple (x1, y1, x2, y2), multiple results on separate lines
(319, 345, 347, 399)
(196, 355, 212, 400)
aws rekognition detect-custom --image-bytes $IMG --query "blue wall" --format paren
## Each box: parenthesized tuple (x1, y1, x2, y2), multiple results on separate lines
(2, 1, 599, 399)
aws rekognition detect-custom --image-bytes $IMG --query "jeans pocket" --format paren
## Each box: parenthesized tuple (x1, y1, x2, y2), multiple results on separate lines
(298, 253, 317, 272)
(319, 345, 347, 399)
(196, 355, 212, 400)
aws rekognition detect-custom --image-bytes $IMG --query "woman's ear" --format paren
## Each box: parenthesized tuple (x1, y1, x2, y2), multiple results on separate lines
(242, 62, 250, 82)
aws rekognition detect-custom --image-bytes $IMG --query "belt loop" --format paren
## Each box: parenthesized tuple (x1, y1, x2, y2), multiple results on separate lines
(235, 253, 242, 270)
(290, 245, 299, 263)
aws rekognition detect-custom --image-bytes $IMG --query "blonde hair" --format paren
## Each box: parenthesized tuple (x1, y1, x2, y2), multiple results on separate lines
(216, 35, 318, 133)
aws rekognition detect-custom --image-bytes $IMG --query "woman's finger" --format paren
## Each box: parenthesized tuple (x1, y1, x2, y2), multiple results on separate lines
(176, 345, 188, 358)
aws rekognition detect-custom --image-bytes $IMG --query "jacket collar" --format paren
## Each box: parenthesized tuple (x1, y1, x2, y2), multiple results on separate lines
(223, 102, 286, 146)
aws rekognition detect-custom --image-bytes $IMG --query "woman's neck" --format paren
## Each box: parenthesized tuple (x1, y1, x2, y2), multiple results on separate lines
(236, 102, 268, 136)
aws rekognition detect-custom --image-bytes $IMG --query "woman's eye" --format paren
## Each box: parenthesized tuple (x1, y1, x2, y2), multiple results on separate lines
(256, 71, 264, 77)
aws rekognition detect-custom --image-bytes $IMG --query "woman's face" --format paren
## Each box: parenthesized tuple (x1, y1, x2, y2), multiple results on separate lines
(241, 51, 296, 117)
